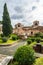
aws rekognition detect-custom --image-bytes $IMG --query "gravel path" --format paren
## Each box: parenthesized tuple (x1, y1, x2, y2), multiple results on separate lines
(0, 40, 26, 56)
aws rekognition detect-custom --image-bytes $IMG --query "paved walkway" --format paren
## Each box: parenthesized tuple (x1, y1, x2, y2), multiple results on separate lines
(0, 41, 43, 65)
(0, 40, 26, 56)
(0, 40, 26, 65)
(35, 53, 43, 58)
(0, 54, 7, 63)
(0, 54, 13, 65)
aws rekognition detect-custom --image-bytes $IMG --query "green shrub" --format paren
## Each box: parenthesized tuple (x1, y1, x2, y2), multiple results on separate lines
(34, 58, 43, 65)
(12, 36, 16, 40)
(12, 34, 19, 40)
(12, 36, 17, 40)
(40, 35, 43, 38)
(1, 34, 4, 37)
(40, 33, 43, 38)
(12, 36, 18, 40)
(29, 42, 36, 48)
(31, 38, 35, 42)
(2, 37, 8, 42)
(27, 37, 31, 41)
(13, 62, 18, 65)
(35, 37, 41, 43)
(35, 33, 41, 37)
(27, 39, 32, 44)
(27, 36, 35, 42)
(35, 32, 43, 38)
(14, 46, 35, 65)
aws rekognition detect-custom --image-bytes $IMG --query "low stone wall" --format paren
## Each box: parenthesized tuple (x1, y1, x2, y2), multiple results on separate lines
(1, 56, 13, 65)
(33, 43, 43, 54)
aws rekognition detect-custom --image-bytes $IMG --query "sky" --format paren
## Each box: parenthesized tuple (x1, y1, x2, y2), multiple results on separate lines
(0, 0, 43, 27)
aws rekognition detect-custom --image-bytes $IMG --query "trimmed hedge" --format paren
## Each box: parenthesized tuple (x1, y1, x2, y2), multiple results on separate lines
(2, 37, 8, 42)
(27, 39, 32, 44)
(12, 35, 19, 40)
(14, 46, 35, 65)
(35, 37, 41, 43)
(34, 58, 43, 65)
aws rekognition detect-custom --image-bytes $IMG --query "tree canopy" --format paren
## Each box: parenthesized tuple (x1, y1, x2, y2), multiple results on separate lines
(2, 3, 12, 36)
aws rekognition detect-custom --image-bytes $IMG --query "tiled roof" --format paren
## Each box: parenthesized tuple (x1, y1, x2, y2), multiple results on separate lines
(23, 26, 43, 30)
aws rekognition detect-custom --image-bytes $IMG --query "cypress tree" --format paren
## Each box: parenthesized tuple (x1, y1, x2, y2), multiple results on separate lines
(2, 3, 12, 36)
(0, 21, 2, 24)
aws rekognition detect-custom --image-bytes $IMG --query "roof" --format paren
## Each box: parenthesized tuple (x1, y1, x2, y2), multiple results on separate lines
(14, 22, 43, 32)
(15, 23, 23, 26)
(23, 26, 43, 30)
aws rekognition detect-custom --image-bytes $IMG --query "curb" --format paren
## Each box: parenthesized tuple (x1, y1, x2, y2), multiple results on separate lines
(0, 40, 20, 47)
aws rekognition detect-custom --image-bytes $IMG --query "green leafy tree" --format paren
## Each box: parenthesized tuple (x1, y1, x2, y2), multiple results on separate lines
(0, 21, 2, 24)
(2, 3, 12, 36)
(14, 46, 35, 65)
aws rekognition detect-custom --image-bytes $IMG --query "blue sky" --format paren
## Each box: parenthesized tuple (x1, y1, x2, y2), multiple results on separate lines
(0, 0, 43, 27)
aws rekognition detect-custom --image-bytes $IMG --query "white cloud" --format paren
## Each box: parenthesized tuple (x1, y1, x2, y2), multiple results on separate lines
(0, 0, 43, 27)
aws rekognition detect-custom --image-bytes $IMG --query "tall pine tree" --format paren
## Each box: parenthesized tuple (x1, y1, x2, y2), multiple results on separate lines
(0, 21, 2, 24)
(2, 3, 12, 36)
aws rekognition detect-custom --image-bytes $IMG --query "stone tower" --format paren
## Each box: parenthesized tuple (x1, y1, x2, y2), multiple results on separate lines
(33, 20, 39, 27)
(15, 23, 23, 29)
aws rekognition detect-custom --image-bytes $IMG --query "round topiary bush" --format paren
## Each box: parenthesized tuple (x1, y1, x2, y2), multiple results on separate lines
(35, 37, 41, 43)
(12, 36, 16, 40)
(27, 39, 32, 44)
(12, 35, 19, 40)
(1, 34, 4, 37)
(14, 46, 35, 65)
(35, 33, 40, 37)
(34, 58, 43, 65)
(2, 37, 8, 42)
(31, 38, 35, 42)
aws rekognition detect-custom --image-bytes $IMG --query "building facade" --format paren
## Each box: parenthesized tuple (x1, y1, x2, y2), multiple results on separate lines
(13, 21, 43, 39)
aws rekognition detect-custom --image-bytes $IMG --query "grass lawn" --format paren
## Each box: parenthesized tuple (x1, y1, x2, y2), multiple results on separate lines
(0, 34, 19, 45)
(41, 42, 43, 45)
(0, 39, 17, 45)
(29, 42, 36, 47)
(28, 42, 43, 48)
